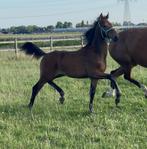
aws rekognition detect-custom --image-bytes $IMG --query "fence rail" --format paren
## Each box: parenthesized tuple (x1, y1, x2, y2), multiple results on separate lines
(0, 35, 84, 53)
(0, 35, 85, 58)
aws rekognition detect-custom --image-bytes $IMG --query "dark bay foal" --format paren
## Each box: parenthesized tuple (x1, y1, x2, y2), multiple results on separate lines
(21, 13, 120, 112)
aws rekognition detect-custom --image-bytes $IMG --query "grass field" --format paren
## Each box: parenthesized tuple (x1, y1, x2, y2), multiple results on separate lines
(0, 51, 147, 149)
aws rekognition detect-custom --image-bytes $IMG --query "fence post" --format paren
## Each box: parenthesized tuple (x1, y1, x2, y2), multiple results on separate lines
(81, 36, 84, 47)
(50, 36, 53, 50)
(14, 38, 18, 58)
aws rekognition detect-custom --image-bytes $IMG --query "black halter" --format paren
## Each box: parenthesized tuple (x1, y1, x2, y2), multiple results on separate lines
(98, 21, 114, 40)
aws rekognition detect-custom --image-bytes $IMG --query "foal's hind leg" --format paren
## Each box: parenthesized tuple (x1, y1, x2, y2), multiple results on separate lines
(48, 81, 65, 104)
(28, 78, 46, 109)
(102, 67, 124, 98)
(89, 79, 98, 113)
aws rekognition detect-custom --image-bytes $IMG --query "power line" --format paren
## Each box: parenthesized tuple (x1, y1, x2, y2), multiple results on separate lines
(0, 0, 89, 10)
(0, 3, 115, 20)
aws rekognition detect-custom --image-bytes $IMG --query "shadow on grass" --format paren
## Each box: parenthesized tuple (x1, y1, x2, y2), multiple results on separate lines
(0, 97, 137, 123)
(0, 101, 90, 121)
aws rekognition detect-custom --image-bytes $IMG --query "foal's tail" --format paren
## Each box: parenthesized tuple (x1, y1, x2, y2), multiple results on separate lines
(21, 42, 46, 59)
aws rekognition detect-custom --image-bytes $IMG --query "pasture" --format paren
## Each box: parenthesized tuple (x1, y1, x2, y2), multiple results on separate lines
(0, 50, 147, 149)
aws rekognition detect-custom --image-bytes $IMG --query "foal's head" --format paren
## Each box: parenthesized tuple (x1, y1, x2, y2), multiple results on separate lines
(97, 13, 119, 42)
(85, 13, 118, 45)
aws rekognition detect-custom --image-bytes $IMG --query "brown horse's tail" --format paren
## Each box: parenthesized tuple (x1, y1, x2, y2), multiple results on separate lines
(21, 42, 46, 59)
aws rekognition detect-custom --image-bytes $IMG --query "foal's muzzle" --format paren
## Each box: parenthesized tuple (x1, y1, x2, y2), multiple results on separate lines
(107, 29, 119, 42)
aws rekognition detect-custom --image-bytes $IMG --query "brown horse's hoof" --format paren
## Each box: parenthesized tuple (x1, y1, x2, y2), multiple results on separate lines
(59, 97, 65, 104)
(102, 92, 107, 98)
(145, 95, 147, 98)
(101, 89, 116, 98)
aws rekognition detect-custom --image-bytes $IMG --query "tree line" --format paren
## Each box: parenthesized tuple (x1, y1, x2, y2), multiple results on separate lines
(0, 20, 121, 34)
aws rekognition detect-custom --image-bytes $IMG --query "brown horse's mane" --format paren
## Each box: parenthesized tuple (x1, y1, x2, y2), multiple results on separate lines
(84, 19, 99, 46)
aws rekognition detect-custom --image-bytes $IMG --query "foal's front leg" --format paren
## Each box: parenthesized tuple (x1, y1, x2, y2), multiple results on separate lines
(89, 72, 121, 105)
(89, 79, 98, 113)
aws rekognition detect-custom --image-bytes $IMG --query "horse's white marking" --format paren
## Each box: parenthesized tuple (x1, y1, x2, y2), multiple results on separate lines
(104, 88, 116, 97)
(140, 84, 147, 96)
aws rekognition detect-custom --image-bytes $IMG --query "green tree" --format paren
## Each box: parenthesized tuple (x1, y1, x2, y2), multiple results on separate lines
(81, 20, 85, 27)
(76, 20, 88, 28)
(112, 22, 121, 26)
(56, 22, 64, 28)
(1, 28, 8, 34)
(63, 22, 73, 28)
(46, 25, 54, 32)
(27, 25, 39, 33)
(11, 26, 28, 34)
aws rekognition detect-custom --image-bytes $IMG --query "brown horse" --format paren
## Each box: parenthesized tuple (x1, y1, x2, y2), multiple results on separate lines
(103, 27, 147, 99)
(21, 13, 120, 112)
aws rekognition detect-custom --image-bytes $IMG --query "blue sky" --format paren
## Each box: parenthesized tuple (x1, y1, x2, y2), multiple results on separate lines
(0, 0, 147, 28)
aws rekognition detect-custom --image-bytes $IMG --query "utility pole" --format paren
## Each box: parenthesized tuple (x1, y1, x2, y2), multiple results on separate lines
(123, 0, 131, 25)
(118, 0, 136, 26)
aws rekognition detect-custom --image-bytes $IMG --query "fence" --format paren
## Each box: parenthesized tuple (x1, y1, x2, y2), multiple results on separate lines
(0, 35, 84, 57)
(1, 25, 146, 57)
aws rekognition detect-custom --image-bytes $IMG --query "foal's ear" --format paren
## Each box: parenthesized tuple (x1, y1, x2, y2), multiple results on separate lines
(99, 13, 103, 18)
(106, 13, 109, 19)
(99, 13, 103, 20)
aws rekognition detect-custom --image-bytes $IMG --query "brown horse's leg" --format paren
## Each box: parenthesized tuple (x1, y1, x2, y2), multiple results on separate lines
(111, 67, 124, 79)
(110, 67, 124, 91)
(89, 79, 98, 113)
(28, 78, 46, 109)
(102, 67, 124, 98)
(48, 81, 65, 104)
(123, 67, 141, 87)
(123, 67, 147, 97)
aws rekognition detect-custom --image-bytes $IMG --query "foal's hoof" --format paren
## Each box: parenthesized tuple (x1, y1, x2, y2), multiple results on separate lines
(89, 104, 94, 113)
(59, 97, 65, 104)
(28, 103, 33, 110)
(89, 109, 94, 113)
(145, 95, 147, 98)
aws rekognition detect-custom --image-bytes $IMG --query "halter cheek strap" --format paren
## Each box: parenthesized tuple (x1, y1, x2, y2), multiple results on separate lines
(98, 22, 114, 40)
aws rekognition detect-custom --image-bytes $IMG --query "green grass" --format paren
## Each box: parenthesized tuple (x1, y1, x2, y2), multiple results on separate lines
(0, 51, 147, 149)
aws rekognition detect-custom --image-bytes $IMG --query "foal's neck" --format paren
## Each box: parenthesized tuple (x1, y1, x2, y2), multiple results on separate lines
(92, 28, 108, 57)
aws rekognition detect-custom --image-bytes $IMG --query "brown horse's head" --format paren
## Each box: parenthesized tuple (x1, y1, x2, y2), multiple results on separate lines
(98, 13, 119, 42)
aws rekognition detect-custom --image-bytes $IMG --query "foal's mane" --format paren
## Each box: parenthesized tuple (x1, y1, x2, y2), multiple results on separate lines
(84, 19, 99, 46)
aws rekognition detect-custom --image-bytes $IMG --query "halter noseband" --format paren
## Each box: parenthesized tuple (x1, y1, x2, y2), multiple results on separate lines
(98, 21, 114, 40)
